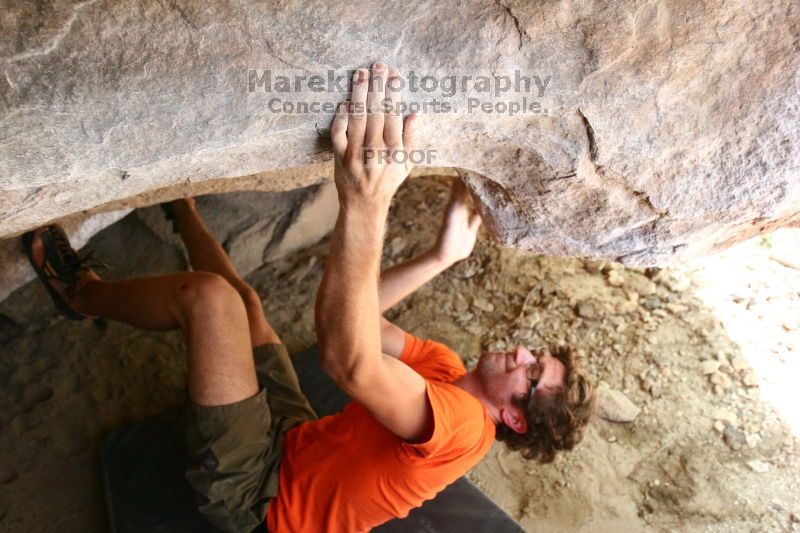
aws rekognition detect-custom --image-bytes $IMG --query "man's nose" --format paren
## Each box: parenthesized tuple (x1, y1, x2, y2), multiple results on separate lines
(514, 345, 535, 365)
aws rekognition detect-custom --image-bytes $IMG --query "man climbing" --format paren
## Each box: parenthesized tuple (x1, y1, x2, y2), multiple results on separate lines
(23, 63, 595, 532)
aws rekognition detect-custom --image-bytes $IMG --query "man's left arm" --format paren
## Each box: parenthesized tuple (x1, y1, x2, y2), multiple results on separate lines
(379, 179, 482, 357)
(379, 179, 481, 314)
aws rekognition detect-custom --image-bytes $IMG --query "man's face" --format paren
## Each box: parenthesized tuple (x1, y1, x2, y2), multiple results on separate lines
(475, 346, 567, 407)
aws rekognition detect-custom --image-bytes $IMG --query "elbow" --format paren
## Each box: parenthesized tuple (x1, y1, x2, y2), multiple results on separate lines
(318, 346, 349, 384)
(320, 360, 357, 389)
(318, 348, 368, 389)
(318, 352, 342, 382)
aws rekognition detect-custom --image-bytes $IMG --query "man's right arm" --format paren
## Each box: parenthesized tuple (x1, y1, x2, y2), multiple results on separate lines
(316, 63, 434, 443)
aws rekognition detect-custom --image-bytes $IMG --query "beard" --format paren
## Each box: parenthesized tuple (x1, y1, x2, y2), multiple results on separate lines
(475, 352, 512, 401)
(475, 352, 502, 377)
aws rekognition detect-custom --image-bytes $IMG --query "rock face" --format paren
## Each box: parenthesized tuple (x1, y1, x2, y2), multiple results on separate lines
(1, 1, 798, 271)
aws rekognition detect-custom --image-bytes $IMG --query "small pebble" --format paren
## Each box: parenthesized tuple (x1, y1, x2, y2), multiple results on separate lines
(729, 354, 750, 372)
(710, 372, 732, 390)
(51, 425, 90, 457)
(607, 271, 625, 287)
(700, 360, 720, 375)
(742, 371, 759, 387)
(24, 383, 53, 404)
(746, 459, 769, 473)
(0, 463, 18, 484)
(714, 409, 738, 427)
(723, 426, 746, 451)
(745, 433, 760, 448)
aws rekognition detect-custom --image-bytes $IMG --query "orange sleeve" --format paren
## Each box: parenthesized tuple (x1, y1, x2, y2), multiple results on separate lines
(398, 381, 494, 461)
(398, 332, 426, 365)
(399, 381, 452, 459)
(399, 332, 466, 380)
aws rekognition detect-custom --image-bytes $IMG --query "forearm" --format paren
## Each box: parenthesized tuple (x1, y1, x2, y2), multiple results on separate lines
(379, 249, 452, 312)
(316, 204, 387, 380)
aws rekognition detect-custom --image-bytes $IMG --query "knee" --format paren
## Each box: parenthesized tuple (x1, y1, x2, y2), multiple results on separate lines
(175, 272, 245, 318)
(237, 284, 263, 312)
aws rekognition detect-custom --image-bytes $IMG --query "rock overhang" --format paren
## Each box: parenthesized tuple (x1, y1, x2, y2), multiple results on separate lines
(0, 0, 798, 287)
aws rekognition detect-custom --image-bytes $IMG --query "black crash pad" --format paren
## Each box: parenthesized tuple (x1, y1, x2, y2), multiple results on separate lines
(102, 348, 524, 532)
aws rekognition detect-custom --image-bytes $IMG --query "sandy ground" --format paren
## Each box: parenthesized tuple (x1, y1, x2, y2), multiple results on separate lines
(0, 177, 799, 532)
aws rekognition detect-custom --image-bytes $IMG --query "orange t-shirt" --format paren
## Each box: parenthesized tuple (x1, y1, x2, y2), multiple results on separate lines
(265, 333, 496, 532)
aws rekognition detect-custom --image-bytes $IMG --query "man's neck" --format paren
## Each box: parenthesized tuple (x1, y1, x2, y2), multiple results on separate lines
(451, 371, 501, 425)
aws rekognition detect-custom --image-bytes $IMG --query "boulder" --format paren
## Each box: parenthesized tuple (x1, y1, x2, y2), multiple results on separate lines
(263, 181, 339, 262)
(1, 0, 798, 299)
(134, 184, 334, 275)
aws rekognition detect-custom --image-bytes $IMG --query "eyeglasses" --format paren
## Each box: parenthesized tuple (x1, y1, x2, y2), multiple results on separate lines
(525, 361, 541, 404)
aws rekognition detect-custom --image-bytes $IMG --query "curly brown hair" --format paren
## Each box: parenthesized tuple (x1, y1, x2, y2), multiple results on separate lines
(495, 345, 596, 463)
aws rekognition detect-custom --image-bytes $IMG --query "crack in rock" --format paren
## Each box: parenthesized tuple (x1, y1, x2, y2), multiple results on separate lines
(634, 190, 670, 218)
(167, 0, 198, 31)
(494, 0, 526, 50)
(577, 108, 598, 164)
(6, 0, 99, 63)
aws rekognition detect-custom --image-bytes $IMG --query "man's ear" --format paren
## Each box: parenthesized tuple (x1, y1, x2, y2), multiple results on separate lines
(500, 407, 527, 434)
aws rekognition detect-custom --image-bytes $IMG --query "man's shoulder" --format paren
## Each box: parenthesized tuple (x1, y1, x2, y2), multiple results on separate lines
(400, 379, 495, 461)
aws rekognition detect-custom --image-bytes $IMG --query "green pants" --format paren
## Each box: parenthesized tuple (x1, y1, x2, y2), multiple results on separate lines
(184, 344, 317, 533)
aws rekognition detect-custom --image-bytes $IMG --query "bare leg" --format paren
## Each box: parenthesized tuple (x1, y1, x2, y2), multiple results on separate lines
(28, 227, 259, 406)
(69, 271, 259, 406)
(170, 199, 280, 347)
